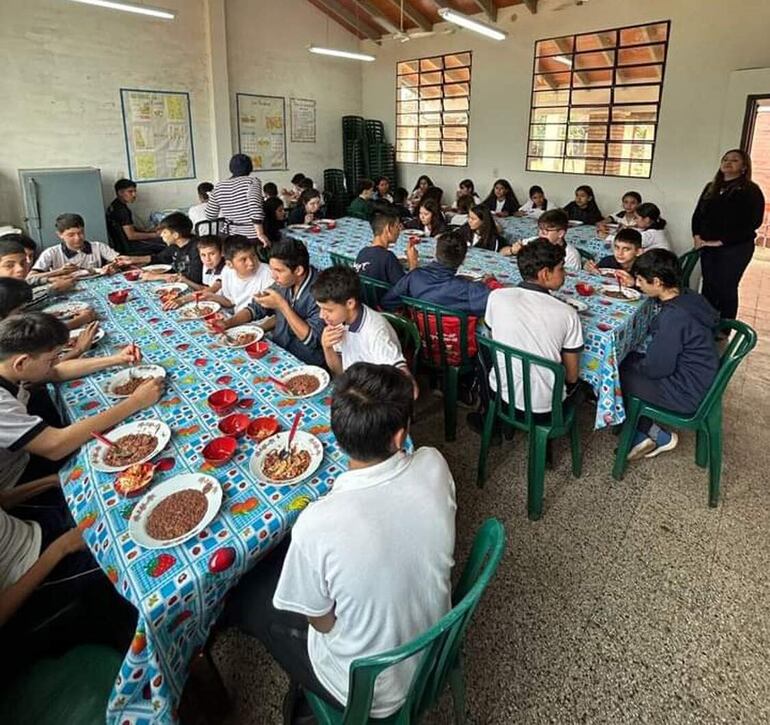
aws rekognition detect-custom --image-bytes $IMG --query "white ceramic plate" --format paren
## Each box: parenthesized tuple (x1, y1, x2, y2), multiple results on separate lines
(279, 366, 330, 399)
(288, 223, 312, 230)
(42, 301, 91, 321)
(568, 220, 584, 227)
(216, 325, 265, 348)
(597, 268, 621, 277)
(600, 284, 642, 301)
(106, 365, 167, 398)
(143, 264, 173, 273)
(177, 301, 221, 320)
(318, 219, 337, 225)
(249, 431, 324, 486)
(154, 283, 188, 298)
(560, 297, 588, 313)
(71, 269, 96, 279)
(67, 326, 106, 347)
(128, 474, 222, 549)
(90, 419, 171, 473)
(405, 229, 426, 237)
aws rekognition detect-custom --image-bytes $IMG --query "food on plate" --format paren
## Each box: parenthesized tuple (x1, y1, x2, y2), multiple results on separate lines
(220, 330, 257, 347)
(112, 375, 161, 396)
(114, 462, 155, 496)
(145, 489, 208, 540)
(103, 433, 158, 467)
(179, 303, 217, 320)
(283, 374, 320, 396)
(262, 448, 311, 481)
(603, 289, 630, 300)
(156, 286, 183, 299)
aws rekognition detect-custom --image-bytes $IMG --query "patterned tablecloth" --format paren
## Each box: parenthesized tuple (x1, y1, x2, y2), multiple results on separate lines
(494, 216, 612, 260)
(286, 218, 655, 429)
(57, 275, 344, 724)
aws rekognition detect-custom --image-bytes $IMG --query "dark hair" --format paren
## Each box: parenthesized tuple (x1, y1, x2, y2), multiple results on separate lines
(412, 175, 434, 192)
(299, 189, 321, 208)
(632, 248, 681, 289)
(538, 208, 569, 230)
(223, 235, 256, 261)
(157, 212, 193, 238)
(197, 234, 222, 252)
(357, 178, 374, 195)
(229, 153, 253, 177)
(459, 179, 475, 193)
(0, 279, 33, 319)
(291, 173, 306, 185)
(393, 187, 408, 205)
(456, 194, 474, 214)
(484, 179, 519, 209)
(614, 227, 643, 247)
(263, 197, 286, 243)
(269, 238, 309, 272)
(420, 186, 444, 207)
(575, 184, 595, 199)
(435, 229, 468, 269)
(263, 182, 278, 198)
(0, 312, 70, 360)
(114, 178, 136, 194)
(312, 265, 361, 305)
(331, 362, 413, 462)
(418, 198, 445, 237)
(517, 238, 566, 281)
(197, 182, 214, 201)
(0, 233, 36, 253)
(622, 191, 642, 204)
(299, 177, 314, 191)
(469, 205, 499, 251)
(55, 213, 85, 233)
(0, 240, 26, 260)
(706, 148, 753, 199)
(636, 202, 667, 230)
(528, 185, 548, 210)
(374, 176, 390, 189)
(371, 209, 400, 236)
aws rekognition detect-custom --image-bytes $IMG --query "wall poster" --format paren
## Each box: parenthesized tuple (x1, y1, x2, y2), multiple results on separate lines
(290, 98, 317, 143)
(236, 93, 288, 171)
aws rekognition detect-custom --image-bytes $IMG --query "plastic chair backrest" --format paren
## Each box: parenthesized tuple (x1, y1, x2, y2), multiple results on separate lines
(400, 296, 475, 369)
(692, 319, 756, 419)
(194, 218, 228, 238)
(382, 312, 421, 374)
(339, 519, 506, 725)
(679, 249, 700, 289)
(477, 334, 568, 429)
(360, 275, 392, 309)
(330, 252, 356, 268)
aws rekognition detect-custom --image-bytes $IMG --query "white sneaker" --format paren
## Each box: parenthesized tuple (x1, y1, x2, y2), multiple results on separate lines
(644, 431, 679, 459)
(627, 436, 656, 461)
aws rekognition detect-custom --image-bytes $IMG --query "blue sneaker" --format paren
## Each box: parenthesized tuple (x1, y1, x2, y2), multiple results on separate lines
(645, 429, 679, 458)
(627, 430, 656, 461)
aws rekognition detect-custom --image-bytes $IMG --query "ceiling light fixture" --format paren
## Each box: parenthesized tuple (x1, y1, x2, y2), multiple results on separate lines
(308, 46, 376, 62)
(66, 0, 175, 19)
(436, 7, 507, 41)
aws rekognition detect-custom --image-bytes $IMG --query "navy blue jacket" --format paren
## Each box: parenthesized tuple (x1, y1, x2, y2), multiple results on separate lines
(639, 290, 719, 411)
(380, 261, 490, 317)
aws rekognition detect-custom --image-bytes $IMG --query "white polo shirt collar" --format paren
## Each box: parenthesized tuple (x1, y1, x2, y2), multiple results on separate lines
(332, 450, 409, 494)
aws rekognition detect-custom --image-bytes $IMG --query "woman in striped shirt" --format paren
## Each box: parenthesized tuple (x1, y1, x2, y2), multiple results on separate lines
(205, 154, 269, 247)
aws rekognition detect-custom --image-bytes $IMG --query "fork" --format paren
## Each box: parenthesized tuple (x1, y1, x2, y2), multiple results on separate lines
(281, 410, 303, 460)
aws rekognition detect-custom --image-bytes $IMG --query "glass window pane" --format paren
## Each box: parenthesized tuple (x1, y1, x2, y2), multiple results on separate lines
(398, 151, 418, 163)
(419, 86, 442, 100)
(418, 127, 442, 139)
(397, 101, 419, 114)
(443, 111, 469, 125)
(535, 56, 575, 74)
(528, 156, 564, 172)
(445, 83, 470, 97)
(398, 87, 418, 102)
(566, 141, 606, 157)
(444, 67, 471, 83)
(444, 52, 471, 68)
(605, 159, 652, 177)
(576, 30, 617, 52)
(397, 61, 418, 75)
(607, 142, 654, 160)
(418, 151, 442, 164)
(398, 74, 419, 88)
(444, 97, 469, 112)
(612, 104, 658, 123)
(441, 153, 467, 166)
(535, 72, 571, 90)
(443, 140, 467, 154)
(532, 107, 569, 124)
(574, 51, 615, 69)
(443, 126, 467, 140)
(533, 89, 570, 106)
(397, 126, 417, 139)
(419, 139, 442, 152)
(419, 113, 441, 125)
(536, 36, 574, 56)
(609, 123, 656, 141)
(569, 106, 610, 123)
(614, 85, 660, 103)
(398, 114, 418, 126)
(420, 99, 442, 113)
(616, 64, 663, 85)
(620, 22, 668, 46)
(573, 69, 612, 88)
(618, 44, 666, 65)
(420, 57, 443, 71)
(420, 71, 442, 86)
(529, 140, 565, 157)
(564, 158, 605, 174)
(530, 123, 566, 140)
(568, 124, 607, 141)
(396, 139, 418, 153)
(572, 88, 611, 105)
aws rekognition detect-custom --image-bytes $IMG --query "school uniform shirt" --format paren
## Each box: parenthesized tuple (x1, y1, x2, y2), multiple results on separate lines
(518, 199, 551, 219)
(273, 446, 456, 717)
(106, 197, 133, 249)
(595, 255, 623, 270)
(380, 261, 490, 317)
(610, 211, 638, 227)
(374, 192, 394, 204)
(246, 266, 325, 360)
(336, 305, 405, 371)
(484, 195, 519, 216)
(448, 213, 468, 227)
(347, 196, 373, 221)
(354, 246, 405, 286)
(0, 506, 41, 590)
(403, 216, 447, 238)
(0, 377, 47, 491)
(32, 241, 119, 273)
(151, 238, 204, 285)
(485, 283, 584, 413)
(188, 202, 208, 227)
(457, 224, 505, 253)
(519, 237, 582, 272)
(205, 175, 264, 239)
(220, 263, 273, 312)
(288, 205, 323, 226)
(202, 259, 226, 288)
(563, 202, 603, 225)
(639, 228, 671, 251)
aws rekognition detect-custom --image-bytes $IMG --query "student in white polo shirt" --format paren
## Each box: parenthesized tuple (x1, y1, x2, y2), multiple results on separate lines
(222, 363, 456, 722)
(312, 265, 419, 397)
(468, 239, 584, 436)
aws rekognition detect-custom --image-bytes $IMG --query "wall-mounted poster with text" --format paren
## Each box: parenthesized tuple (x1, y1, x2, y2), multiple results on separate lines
(236, 93, 288, 171)
(290, 98, 316, 143)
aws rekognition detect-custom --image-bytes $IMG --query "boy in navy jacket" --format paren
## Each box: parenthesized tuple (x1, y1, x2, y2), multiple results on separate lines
(621, 249, 719, 460)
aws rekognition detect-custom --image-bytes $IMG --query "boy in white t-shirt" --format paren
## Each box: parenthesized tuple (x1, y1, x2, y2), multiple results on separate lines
(221, 362, 456, 721)
(199, 235, 272, 312)
(501, 208, 581, 271)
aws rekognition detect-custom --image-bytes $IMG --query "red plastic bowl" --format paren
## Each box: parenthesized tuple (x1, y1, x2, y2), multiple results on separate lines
(218, 413, 251, 438)
(207, 389, 238, 416)
(123, 270, 141, 282)
(245, 340, 269, 359)
(310, 225, 321, 233)
(575, 282, 595, 297)
(326, 221, 337, 229)
(108, 290, 130, 304)
(247, 417, 280, 442)
(202, 436, 237, 466)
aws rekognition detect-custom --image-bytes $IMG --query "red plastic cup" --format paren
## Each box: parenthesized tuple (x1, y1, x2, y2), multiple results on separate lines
(108, 290, 130, 304)
(201, 436, 237, 466)
(207, 389, 238, 416)
(575, 282, 595, 297)
(245, 341, 269, 359)
(310, 225, 321, 233)
(326, 221, 337, 230)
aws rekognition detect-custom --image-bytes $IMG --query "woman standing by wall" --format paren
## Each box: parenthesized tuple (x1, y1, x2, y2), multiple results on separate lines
(692, 149, 765, 323)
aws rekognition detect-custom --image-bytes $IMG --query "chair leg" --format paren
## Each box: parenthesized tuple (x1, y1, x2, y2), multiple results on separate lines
(707, 408, 723, 507)
(612, 399, 643, 481)
(695, 428, 710, 468)
(527, 427, 549, 521)
(444, 367, 459, 442)
(448, 657, 467, 725)
(476, 404, 496, 488)
(569, 418, 583, 478)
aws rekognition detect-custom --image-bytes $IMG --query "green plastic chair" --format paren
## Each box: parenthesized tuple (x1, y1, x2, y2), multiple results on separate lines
(475, 335, 582, 521)
(679, 249, 700, 290)
(400, 296, 476, 441)
(382, 312, 421, 377)
(612, 319, 756, 506)
(330, 252, 356, 268)
(360, 275, 392, 309)
(305, 518, 506, 725)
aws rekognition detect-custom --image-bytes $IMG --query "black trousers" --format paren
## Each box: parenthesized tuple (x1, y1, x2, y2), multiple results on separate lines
(700, 242, 755, 320)
(220, 538, 343, 710)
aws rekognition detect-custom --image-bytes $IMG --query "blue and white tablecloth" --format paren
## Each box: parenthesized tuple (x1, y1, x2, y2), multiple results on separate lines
(495, 215, 611, 260)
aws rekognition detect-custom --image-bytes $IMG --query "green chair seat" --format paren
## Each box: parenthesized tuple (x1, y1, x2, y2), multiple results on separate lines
(679, 249, 700, 290)
(330, 252, 356, 268)
(612, 319, 756, 506)
(306, 518, 506, 725)
(0, 644, 121, 725)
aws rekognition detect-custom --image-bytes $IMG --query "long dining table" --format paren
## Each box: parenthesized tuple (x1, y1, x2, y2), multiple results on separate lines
(285, 217, 655, 429)
(55, 274, 344, 724)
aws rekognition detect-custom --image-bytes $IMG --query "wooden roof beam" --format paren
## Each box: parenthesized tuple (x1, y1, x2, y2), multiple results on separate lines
(524, 0, 538, 13)
(380, 0, 432, 32)
(469, 0, 498, 22)
(555, 36, 589, 85)
(312, 0, 384, 42)
(357, 0, 401, 35)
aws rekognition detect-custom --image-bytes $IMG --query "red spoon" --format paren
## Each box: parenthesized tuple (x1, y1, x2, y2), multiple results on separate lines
(92, 431, 116, 448)
(282, 410, 303, 459)
(269, 376, 290, 393)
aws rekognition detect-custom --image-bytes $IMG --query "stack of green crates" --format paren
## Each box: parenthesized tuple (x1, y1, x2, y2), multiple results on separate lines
(342, 115, 367, 194)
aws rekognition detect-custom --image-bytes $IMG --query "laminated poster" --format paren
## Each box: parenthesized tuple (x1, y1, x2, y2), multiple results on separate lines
(237, 94, 288, 171)
(290, 98, 316, 143)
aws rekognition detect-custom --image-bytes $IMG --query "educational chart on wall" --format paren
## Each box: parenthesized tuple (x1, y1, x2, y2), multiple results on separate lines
(290, 98, 316, 143)
(236, 94, 288, 171)
(119, 89, 195, 182)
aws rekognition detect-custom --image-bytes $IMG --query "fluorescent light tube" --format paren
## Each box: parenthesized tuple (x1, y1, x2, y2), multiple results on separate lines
(66, 0, 175, 20)
(308, 46, 376, 62)
(437, 7, 507, 41)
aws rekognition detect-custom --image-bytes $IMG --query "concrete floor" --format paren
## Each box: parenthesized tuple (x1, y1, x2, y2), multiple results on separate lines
(210, 249, 770, 724)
